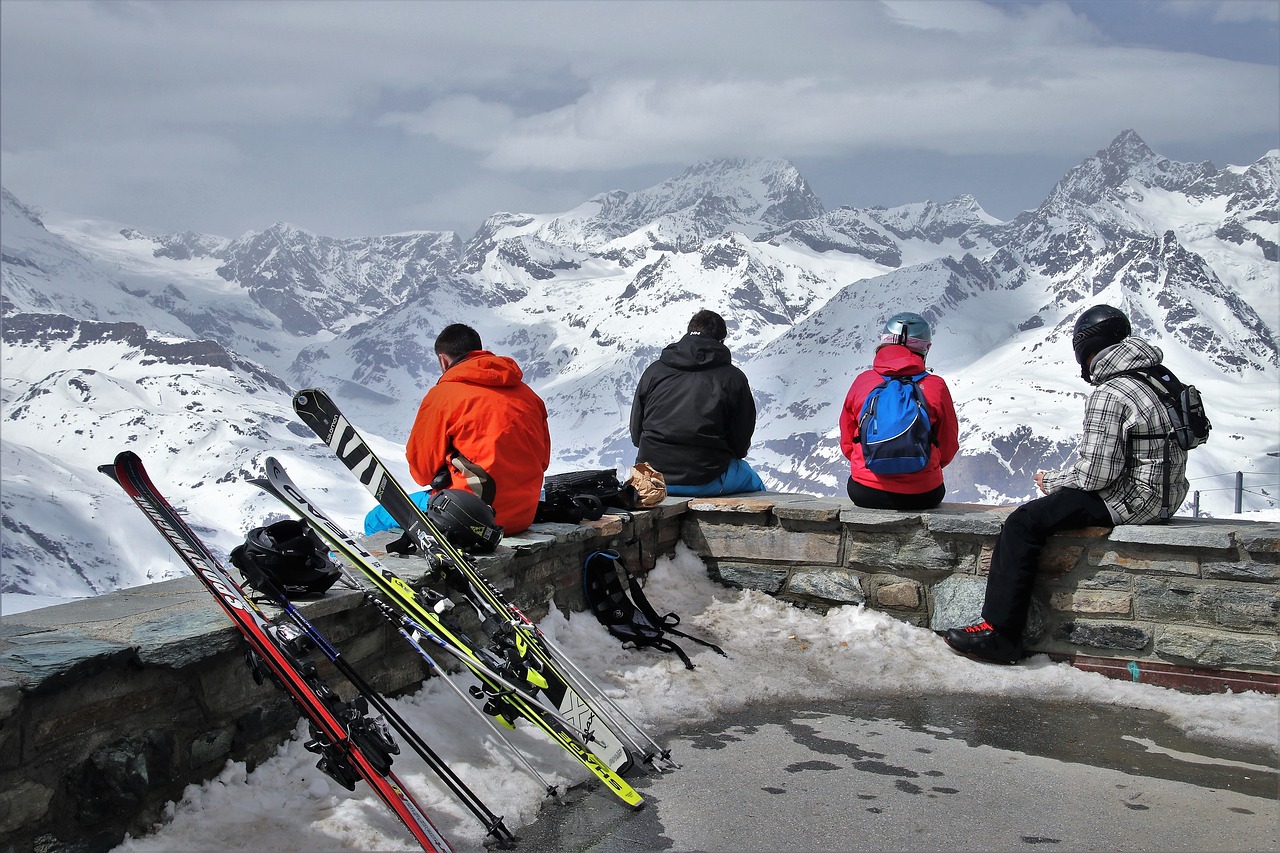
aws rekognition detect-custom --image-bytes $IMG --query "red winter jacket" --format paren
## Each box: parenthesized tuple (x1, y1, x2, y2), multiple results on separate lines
(838, 345, 959, 495)
(406, 351, 551, 534)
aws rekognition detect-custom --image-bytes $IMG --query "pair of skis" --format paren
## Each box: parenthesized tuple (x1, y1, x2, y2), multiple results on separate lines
(286, 390, 674, 788)
(102, 389, 679, 849)
(102, 452, 473, 853)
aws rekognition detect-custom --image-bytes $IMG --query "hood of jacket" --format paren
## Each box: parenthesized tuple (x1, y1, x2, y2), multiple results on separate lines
(659, 333, 733, 371)
(872, 344, 928, 377)
(437, 350, 525, 388)
(1088, 337, 1164, 385)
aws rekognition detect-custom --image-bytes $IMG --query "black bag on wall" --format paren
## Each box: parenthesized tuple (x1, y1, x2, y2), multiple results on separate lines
(536, 470, 637, 524)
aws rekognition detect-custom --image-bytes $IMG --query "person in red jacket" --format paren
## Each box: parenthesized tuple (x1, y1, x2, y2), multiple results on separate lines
(838, 312, 959, 510)
(405, 323, 551, 535)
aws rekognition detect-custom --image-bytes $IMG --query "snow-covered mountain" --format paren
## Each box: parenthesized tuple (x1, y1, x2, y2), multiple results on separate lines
(2, 131, 1277, 605)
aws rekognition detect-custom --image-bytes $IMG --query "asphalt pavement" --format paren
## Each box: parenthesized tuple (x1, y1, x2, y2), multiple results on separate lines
(510, 693, 1278, 852)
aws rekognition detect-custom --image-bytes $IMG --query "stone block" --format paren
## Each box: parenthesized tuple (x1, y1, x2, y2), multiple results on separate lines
(839, 508, 921, 527)
(783, 569, 866, 606)
(1053, 621, 1151, 652)
(930, 574, 986, 631)
(1078, 571, 1133, 590)
(0, 779, 53, 834)
(32, 673, 191, 749)
(1039, 541, 1085, 578)
(845, 530, 967, 573)
(686, 497, 775, 515)
(923, 510, 1006, 536)
(685, 522, 840, 564)
(1108, 523, 1233, 550)
(1208, 585, 1280, 631)
(875, 580, 922, 610)
(1049, 590, 1132, 615)
(1155, 627, 1280, 670)
(1134, 577, 1280, 631)
(188, 726, 234, 768)
(1202, 559, 1280, 582)
(1236, 526, 1280, 556)
(1133, 577, 1203, 623)
(771, 498, 843, 523)
(1091, 548, 1199, 576)
(0, 632, 136, 692)
(930, 574, 1044, 640)
(712, 562, 788, 595)
(131, 611, 241, 669)
(976, 543, 993, 576)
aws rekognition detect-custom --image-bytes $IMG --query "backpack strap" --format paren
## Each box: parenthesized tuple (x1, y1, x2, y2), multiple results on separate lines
(617, 557, 726, 659)
(1110, 366, 1178, 522)
(854, 371, 936, 446)
(582, 549, 724, 669)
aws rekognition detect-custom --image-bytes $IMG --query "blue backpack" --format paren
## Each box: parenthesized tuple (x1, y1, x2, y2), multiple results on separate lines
(858, 371, 934, 475)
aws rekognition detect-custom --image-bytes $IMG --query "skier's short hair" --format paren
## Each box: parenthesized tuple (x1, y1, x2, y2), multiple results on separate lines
(435, 324, 483, 360)
(687, 310, 727, 342)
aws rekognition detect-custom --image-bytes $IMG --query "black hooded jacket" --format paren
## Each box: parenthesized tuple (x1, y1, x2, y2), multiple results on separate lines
(629, 332, 757, 485)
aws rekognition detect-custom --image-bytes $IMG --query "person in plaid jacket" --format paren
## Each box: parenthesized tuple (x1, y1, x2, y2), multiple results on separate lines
(945, 304, 1190, 665)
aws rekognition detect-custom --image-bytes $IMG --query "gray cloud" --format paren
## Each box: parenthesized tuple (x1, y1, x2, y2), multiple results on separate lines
(2, 0, 1276, 238)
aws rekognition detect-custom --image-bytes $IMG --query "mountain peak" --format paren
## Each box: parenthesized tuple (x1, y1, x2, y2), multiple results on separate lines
(2, 186, 47, 230)
(1102, 129, 1157, 167)
(1038, 131, 1216, 215)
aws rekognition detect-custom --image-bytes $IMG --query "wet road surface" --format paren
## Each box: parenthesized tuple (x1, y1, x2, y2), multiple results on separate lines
(511, 694, 1278, 852)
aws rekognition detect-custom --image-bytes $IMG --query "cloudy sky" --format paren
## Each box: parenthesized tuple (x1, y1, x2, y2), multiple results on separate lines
(2, 0, 1277, 240)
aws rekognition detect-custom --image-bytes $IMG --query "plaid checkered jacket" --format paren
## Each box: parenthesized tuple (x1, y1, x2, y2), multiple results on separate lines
(1041, 337, 1190, 524)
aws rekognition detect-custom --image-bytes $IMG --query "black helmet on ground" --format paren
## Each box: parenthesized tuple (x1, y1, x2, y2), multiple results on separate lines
(231, 518, 341, 597)
(428, 489, 503, 553)
(1071, 304, 1131, 380)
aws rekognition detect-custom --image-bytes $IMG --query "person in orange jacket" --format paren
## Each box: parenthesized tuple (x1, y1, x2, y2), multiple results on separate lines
(406, 323, 551, 535)
(838, 312, 959, 510)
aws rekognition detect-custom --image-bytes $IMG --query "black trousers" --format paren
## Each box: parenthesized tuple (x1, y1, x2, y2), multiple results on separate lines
(982, 488, 1112, 637)
(847, 478, 945, 511)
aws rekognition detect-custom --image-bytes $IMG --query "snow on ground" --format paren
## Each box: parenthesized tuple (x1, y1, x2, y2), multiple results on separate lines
(112, 543, 1279, 853)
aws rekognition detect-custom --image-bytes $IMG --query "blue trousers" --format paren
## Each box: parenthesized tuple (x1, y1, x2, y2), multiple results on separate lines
(665, 459, 766, 497)
(364, 490, 431, 535)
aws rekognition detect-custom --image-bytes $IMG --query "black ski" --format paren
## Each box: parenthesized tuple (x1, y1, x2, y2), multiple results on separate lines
(289, 389, 673, 775)
(101, 451, 455, 853)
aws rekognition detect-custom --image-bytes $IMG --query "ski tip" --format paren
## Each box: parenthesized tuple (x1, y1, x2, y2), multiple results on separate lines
(293, 388, 324, 408)
(97, 463, 119, 482)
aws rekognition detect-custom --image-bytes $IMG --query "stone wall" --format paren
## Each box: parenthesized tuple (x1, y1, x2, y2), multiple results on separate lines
(2, 496, 1277, 852)
(683, 494, 1279, 692)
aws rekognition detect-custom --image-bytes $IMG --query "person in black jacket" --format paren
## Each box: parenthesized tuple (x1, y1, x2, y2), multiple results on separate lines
(630, 309, 766, 496)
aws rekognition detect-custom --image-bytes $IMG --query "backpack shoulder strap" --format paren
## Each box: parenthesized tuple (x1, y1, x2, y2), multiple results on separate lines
(617, 558, 727, 659)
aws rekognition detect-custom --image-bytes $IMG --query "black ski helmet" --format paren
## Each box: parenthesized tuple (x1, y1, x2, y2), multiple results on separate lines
(427, 489, 503, 553)
(1072, 304, 1131, 380)
(230, 518, 341, 597)
(878, 312, 932, 356)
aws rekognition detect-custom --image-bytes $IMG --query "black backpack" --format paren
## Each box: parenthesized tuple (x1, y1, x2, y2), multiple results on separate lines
(536, 470, 638, 524)
(1118, 364, 1212, 521)
(582, 549, 725, 670)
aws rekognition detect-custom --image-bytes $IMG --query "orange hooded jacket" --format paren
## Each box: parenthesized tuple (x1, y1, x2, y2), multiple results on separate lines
(406, 351, 551, 535)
